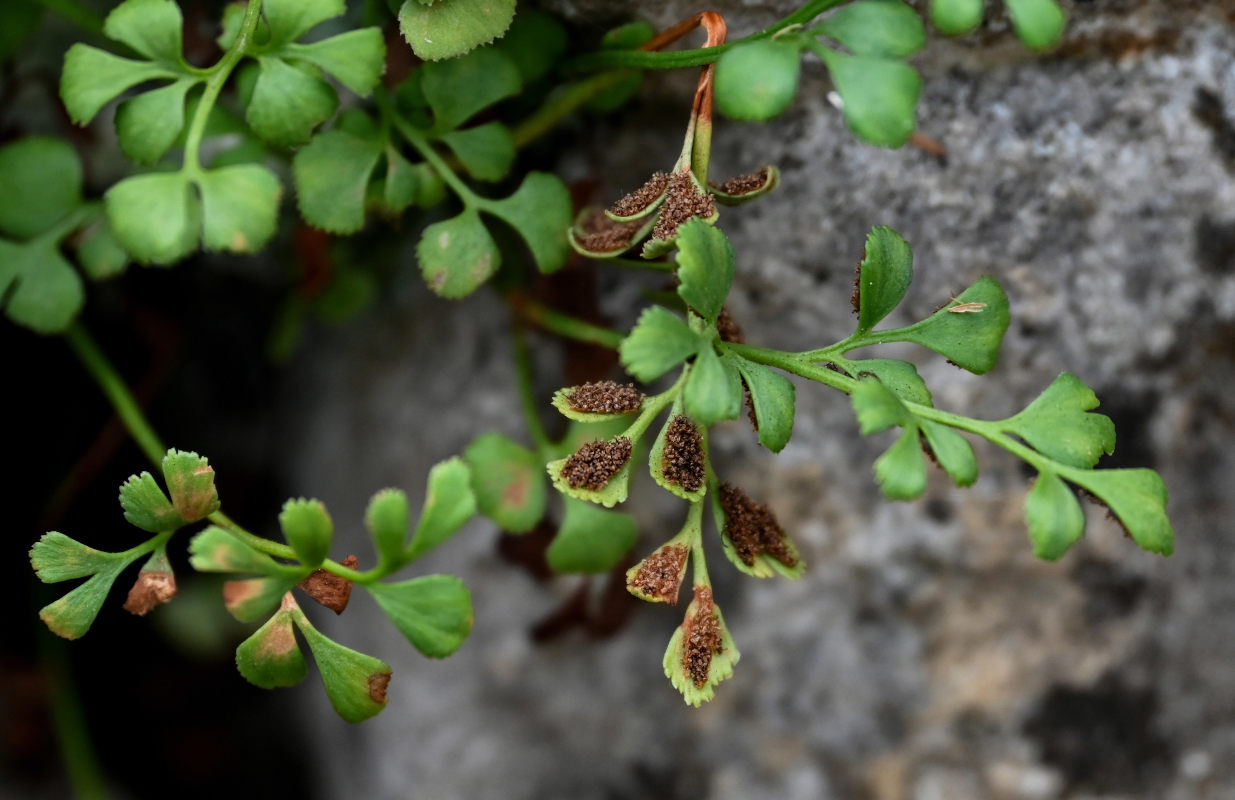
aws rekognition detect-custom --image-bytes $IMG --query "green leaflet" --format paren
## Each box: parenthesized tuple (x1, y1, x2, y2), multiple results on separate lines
(366, 575, 474, 658)
(290, 605, 391, 723)
(873, 426, 927, 501)
(918, 420, 978, 487)
(732, 357, 796, 453)
(855, 226, 913, 333)
(1005, 0, 1067, 50)
(104, 172, 200, 264)
(293, 129, 384, 233)
(224, 574, 303, 622)
(684, 347, 743, 427)
(815, 0, 926, 59)
(236, 606, 308, 688)
(493, 10, 568, 84)
(675, 219, 735, 326)
(439, 122, 516, 182)
(245, 57, 339, 148)
(887, 277, 1011, 374)
(188, 526, 281, 576)
(197, 164, 282, 254)
(0, 240, 84, 334)
(0, 137, 82, 238)
(483, 171, 573, 275)
(929, 0, 984, 35)
(30, 532, 123, 584)
(818, 48, 921, 148)
(619, 307, 701, 383)
(278, 499, 334, 568)
(421, 47, 521, 130)
(1024, 471, 1085, 560)
(398, 0, 517, 62)
(1000, 373, 1116, 469)
(115, 79, 196, 165)
(366, 488, 411, 567)
(37, 559, 134, 640)
(546, 498, 639, 574)
(714, 39, 801, 122)
(406, 458, 477, 562)
(847, 359, 932, 406)
(463, 434, 546, 533)
(417, 209, 500, 298)
(850, 375, 909, 435)
(1069, 468, 1174, 556)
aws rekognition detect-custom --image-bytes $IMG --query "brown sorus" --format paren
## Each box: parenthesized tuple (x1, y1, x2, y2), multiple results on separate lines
(567, 381, 644, 414)
(719, 484, 797, 567)
(561, 437, 633, 490)
(851, 262, 862, 315)
(710, 167, 769, 196)
(123, 570, 177, 616)
(609, 171, 669, 217)
(652, 170, 717, 241)
(367, 672, 390, 704)
(661, 415, 704, 492)
(716, 306, 744, 344)
(298, 554, 359, 614)
(629, 544, 688, 603)
(683, 586, 722, 688)
(576, 209, 642, 253)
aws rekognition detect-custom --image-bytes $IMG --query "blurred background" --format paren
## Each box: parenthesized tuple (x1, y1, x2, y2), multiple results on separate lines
(4, 1, 1234, 798)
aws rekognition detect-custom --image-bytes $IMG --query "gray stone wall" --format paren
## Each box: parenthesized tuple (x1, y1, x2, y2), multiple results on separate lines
(287, 4, 1235, 798)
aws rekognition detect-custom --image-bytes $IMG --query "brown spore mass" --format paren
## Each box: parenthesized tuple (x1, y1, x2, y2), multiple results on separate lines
(629, 544, 688, 603)
(716, 306, 744, 344)
(298, 554, 359, 614)
(609, 171, 670, 217)
(652, 170, 717, 241)
(576, 209, 643, 253)
(561, 437, 633, 490)
(851, 263, 862, 315)
(123, 570, 177, 616)
(661, 415, 704, 492)
(567, 381, 644, 414)
(711, 167, 769, 196)
(368, 672, 391, 704)
(719, 484, 797, 567)
(683, 586, 722, 688)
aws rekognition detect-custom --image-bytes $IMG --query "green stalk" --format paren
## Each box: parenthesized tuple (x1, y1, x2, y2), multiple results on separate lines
(512, 297, 625, 350)
(182, 0, 264, 172)
(63, 322, 166, 468)
(385, 99, 482, 207)
(512, 325, 553, 455)
(39, 633, 109, 800)
(510, 70, 633, 148)
(566, 0, 849, 73)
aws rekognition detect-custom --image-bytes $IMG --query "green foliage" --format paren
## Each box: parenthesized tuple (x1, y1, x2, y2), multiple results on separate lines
(288, 602, 392, 723)
(366, 489, 412, 567)
(464, 434, 547, 533)
(1000, 373, 1116, 469)
(366, 575, 474, 658)
(620, 307, 701, 382)
(714, 40, 801, 122)
(814, 0, 926, 59)
(398, 0, 516, 61)
(732, 357, 796, 453)
(0, 137, 125, 333)
(675, 220, 735, 326)
(546, 498, 639, 574)
(818, 48, 922, 148)
(855, 226, 913, 333)
(279, 499, 335, 568)
(1005, 0, 1067, 50)
(929, 0, 984, 35)
(235, 604, 308, 688)
(406, 458, 477, 562)
(684, 346, 743, 427)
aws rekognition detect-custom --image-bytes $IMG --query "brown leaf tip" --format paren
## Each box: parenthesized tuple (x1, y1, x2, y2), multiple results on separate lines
(567, 381, 645, 414)
(298, 554, 359, 614)
(560, 437, 633, 490)
(683, 586, 722, 688)
(662, 416, 704, 492)
(123, 570, 177, 616)
(368, 671, 391, 704)
(720, 484, 797, 567)
(629, 544, 688, 603)
(609, 171, 669, 217)
(710, 167, 771, 196)
(576, 209, 643, 253)
(652, 170, 717, 241)
(716, 306, 745, 344)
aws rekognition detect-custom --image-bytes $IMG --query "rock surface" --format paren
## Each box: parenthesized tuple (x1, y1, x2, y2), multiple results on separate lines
(287, 4, 1235, 799)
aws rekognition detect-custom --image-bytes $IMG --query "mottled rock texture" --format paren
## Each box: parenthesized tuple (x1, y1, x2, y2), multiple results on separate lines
(289, 3, 1235, 798)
